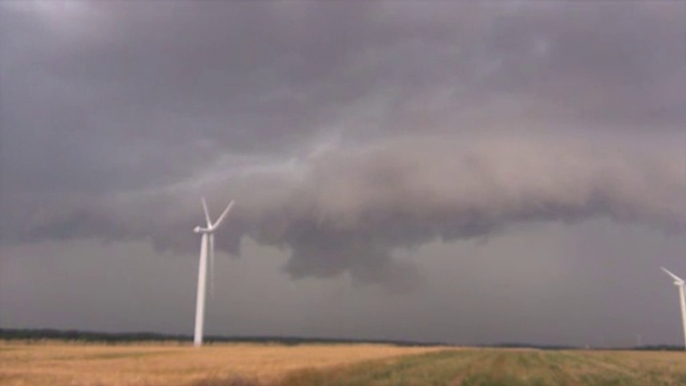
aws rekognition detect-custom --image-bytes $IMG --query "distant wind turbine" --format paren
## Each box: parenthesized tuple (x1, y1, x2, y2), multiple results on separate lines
(193, 197, 235, 347)
(661, 267, 686, 351)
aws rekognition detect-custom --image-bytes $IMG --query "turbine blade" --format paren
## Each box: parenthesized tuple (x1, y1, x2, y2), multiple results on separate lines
(662, 267, 685, 284)
(201, 197, 211, 227)
(209, 233, 215, 299)
(212, 200, 235, 229)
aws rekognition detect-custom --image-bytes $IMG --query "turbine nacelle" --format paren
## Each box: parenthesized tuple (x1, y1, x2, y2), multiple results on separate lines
(194, 226, 210, 233)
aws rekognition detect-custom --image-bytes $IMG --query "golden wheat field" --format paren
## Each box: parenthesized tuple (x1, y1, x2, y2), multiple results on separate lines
(3, 341, 686, 386)
(0, 341, 441, 386)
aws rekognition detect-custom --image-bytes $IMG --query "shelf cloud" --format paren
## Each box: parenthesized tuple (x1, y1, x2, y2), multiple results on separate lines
(1, 0, 684, 333)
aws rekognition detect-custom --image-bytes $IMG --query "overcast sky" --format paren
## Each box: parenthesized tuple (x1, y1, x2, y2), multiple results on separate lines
(1, 1, 685, 347)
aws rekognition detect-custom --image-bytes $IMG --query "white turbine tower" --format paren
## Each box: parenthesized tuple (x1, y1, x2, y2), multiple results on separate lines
(661, 267, 686, 351)
(193, 197, 234, 347)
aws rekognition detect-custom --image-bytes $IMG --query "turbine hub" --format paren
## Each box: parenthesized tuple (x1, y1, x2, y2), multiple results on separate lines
(194, 226, 212, 234)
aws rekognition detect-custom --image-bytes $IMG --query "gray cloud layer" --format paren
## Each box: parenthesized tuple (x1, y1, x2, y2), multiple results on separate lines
(10, 133, 685, 291)
(1, 2, 685, 292)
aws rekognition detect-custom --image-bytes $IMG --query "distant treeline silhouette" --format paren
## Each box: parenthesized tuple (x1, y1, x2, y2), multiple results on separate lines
(485, 342, 684, 352)
(0, 328, 438, 347)
(1, 329, 683, 351)
(486, 342, 577, 350)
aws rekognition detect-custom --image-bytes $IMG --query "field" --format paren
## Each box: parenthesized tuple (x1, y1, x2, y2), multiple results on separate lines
(1, 342, 686, 386)
(0, 341, 440, 386)
(278, 349, 686, 386)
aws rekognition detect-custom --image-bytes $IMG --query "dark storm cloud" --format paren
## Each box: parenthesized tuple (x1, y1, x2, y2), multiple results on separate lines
(1, 1, 685, 289)
(13, 134, 686, 290)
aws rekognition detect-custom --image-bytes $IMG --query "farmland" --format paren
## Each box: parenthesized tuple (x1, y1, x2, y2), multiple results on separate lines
(0, 341, 440, 386)
(275, 349, 686, 386)
(1, 341, 685, 386)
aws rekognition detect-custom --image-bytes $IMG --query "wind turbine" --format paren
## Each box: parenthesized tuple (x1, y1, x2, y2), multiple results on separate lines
(661, 267, 686, 351)
(193, 197, 234, 347)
